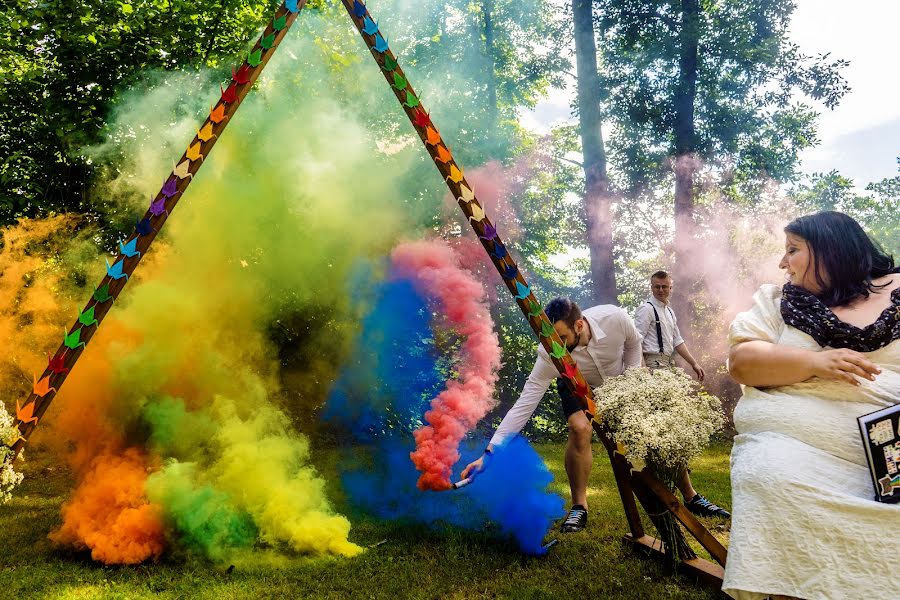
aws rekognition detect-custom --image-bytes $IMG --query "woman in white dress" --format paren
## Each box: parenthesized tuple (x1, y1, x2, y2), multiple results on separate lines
(724, 211, 900, 600)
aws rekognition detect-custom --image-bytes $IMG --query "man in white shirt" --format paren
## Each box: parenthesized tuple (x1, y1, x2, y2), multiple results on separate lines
(633, 270, 705, 378)
(461, 297, 641, 533)
(633, 270, 730, 519)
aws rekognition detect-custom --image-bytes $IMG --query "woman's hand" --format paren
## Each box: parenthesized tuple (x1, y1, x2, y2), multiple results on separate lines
(810, 348, 881, 385)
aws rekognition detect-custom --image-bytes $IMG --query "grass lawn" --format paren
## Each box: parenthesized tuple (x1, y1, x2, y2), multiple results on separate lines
(0, 441, 732, 599)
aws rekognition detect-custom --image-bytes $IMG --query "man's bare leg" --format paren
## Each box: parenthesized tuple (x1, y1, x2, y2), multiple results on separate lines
(565, 410, 593, 508)
(676, 468, 697, 501)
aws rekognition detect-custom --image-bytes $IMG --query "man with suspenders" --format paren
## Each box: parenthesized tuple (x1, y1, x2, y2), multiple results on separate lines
(633, 270, 730, 518)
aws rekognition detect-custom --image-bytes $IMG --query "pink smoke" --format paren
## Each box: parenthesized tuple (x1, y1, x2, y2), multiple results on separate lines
(440, 157, 547, 301)
(391, 240, 502, 491)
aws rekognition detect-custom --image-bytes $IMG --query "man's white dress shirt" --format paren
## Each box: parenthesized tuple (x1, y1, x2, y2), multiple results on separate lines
(633, 296, 684, 355)
(489, 305, 642, 447)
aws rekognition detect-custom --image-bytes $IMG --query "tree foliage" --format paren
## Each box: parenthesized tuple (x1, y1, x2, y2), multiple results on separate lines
(596, 0, 850, 197)
(0, 0, 281, 222)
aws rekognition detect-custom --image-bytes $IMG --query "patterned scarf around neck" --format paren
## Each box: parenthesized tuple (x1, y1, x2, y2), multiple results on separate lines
(780, 281, 900, 352)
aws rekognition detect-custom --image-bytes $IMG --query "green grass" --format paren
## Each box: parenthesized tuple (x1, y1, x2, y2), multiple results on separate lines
(0, 442, 732, 599)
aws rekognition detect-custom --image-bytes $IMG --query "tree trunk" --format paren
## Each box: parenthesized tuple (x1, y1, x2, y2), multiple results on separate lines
(572, 0, 617, 305)
(672, 0, 700, 337)
(482, 0, 499, 133)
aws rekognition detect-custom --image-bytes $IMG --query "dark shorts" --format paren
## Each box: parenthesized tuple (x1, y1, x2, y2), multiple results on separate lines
(557, 377, 585, 420)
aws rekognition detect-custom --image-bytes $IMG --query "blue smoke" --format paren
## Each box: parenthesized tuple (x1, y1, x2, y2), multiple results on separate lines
(325, 263, 564, 554)
(342, 436, 564, 555)
(323, 274, 444, 439)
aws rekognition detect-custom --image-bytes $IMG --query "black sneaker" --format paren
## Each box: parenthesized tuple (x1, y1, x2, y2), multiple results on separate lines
(685, 494, 730, 518)
(560, 506, 588, 533)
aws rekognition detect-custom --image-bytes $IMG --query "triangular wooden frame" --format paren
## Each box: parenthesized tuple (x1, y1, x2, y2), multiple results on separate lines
(8, 1, 727, 586)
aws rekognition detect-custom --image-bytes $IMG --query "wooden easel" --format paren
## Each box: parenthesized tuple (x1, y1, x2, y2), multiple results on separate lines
(599, 426, 727, 585)
(8, 1, 728, 588)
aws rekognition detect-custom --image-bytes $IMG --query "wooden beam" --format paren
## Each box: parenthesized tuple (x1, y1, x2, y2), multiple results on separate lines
(596, 423, 644, 538)
(632, 468, 728, 566)
(623, 534, 725, 591)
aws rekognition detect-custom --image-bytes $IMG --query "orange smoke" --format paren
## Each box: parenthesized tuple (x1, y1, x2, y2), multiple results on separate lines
(49, 447, 164, 564)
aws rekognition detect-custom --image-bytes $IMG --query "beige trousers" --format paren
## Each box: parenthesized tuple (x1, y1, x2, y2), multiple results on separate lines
(643, 352, 675, 370)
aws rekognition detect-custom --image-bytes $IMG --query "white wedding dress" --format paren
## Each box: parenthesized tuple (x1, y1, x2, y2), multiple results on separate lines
(723, 284, 900, 600)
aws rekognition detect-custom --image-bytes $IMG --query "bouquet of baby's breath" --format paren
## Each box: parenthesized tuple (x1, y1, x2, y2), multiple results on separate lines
(595, 367, 725, 567)
(0, 404, 24, 504)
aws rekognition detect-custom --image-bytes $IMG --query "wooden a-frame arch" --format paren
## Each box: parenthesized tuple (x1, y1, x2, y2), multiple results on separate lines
(7, 0, 727, 587)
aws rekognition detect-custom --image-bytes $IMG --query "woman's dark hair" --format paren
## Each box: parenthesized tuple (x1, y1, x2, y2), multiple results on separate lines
(785, 211, 897, 306)
(545, 297, 582, 328)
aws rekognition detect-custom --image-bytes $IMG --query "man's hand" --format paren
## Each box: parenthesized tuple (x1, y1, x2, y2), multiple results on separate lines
(460, 455, 487, 479)
(811, 348, 880, 386)
(691, 362, 705, 382)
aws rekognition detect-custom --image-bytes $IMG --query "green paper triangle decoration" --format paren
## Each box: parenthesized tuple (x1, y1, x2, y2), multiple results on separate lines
(550, 341, 566, 359)
(248, 48, 263, 67)
(540, 320, 554, 338)
(64, 327, 85, 350)
(78, 306, 98, 327)
(403, 92, 420, 109)
(93, 283, 113, 303)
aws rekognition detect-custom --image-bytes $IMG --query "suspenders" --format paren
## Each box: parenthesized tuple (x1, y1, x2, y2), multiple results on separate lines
(646, 302, 674, 354)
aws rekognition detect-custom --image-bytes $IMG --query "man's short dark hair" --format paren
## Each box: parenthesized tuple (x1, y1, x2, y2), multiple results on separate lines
(544, 297, 582, 328)
(650, 270, 671, 281)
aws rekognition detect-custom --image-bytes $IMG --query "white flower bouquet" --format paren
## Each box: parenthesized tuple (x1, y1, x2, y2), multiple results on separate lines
(594, 367, 725, 566)
(0, 404, 24, 504)
(595, 367, 725, 484)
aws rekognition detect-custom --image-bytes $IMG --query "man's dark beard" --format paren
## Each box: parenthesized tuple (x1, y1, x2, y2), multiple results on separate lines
(566, 341, 578, 352)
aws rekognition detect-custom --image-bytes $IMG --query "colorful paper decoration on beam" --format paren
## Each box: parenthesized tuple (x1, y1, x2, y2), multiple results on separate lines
(93, 283, 113, 303)
(105, 259, 129, 281)
(32, 374, 57, 398)
(341, 0, 598, 418)
(63, 328, 86, 351)
(135, 217, 155, 237)
(119, 237, 140, 258)
(173, 160, 192, 180)
(363, 17, 379, 36)
(232, 65, 252, 85)
(161, 176, 179, 198)
(16, 401, 38, 426)
(373, 34, 389, 54)
(47, 353, 69, 375)
(78, 306, 99, 327)
(8, 1, 308, 455)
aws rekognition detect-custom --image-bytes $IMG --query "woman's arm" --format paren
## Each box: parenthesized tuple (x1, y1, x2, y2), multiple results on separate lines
(729, 340, 881, 388)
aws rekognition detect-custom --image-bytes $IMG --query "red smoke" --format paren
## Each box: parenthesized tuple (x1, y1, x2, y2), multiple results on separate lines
(391, 240, 502, 491)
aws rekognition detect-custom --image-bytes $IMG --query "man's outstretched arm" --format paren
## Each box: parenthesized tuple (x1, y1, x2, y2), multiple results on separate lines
(459, 354, 556, 478)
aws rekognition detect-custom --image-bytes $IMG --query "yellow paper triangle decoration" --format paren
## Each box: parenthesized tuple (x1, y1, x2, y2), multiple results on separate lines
(197, 122, 215, 142)
(447, 164, 463, 183)
(186, 142, 203, 162)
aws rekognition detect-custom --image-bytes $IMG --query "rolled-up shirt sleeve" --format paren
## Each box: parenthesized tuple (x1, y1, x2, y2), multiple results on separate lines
(489, 350, 557, 447)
